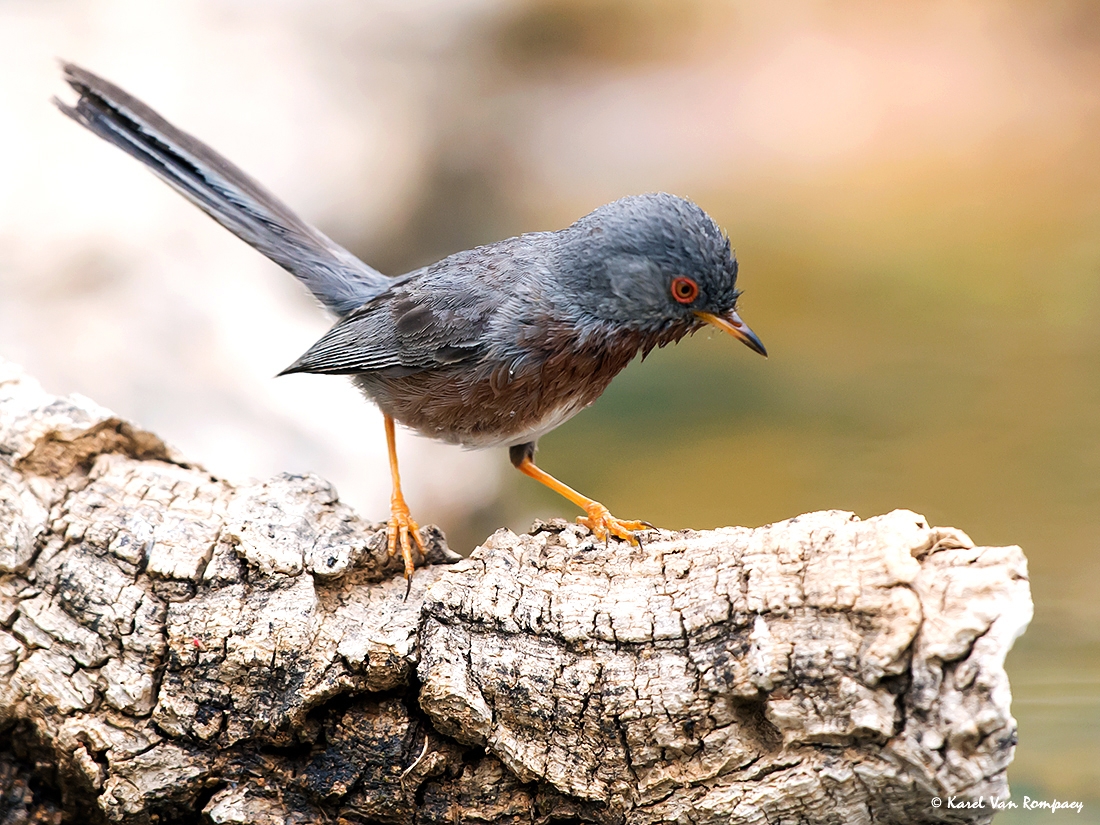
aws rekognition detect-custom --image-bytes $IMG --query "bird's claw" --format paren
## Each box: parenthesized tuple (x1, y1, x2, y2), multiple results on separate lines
(387, 497, 426, 586)
(577, 502, 651, 545)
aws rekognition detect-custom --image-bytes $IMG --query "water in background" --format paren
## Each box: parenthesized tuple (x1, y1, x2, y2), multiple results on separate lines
(2, 0, 1096, 817)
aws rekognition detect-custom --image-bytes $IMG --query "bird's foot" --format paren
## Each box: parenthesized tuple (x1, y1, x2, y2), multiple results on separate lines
(577, 502, 652, 545)
(387, 496, 426, 584)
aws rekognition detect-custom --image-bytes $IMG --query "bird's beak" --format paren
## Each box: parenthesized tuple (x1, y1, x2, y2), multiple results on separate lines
(694, 310, 768, 357)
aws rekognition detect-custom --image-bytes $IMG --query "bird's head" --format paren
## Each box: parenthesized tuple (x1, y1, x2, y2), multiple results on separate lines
(558, 192, 766, 356)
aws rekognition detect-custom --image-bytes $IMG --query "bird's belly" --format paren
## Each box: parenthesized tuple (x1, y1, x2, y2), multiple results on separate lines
(354, 346, 634, 449)
(463, 396, 591, 449)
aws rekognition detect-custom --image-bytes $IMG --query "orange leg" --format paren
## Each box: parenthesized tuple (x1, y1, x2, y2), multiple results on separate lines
(384, 414, 426, 580)
(515, 454, 651, 543)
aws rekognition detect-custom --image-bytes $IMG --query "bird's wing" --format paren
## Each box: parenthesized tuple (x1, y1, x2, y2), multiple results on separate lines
(280, 288, 486, 375)
(280, 240, 550, 376)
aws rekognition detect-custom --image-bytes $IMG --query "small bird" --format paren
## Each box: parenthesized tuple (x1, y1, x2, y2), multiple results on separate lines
(56, 64, 766, 580)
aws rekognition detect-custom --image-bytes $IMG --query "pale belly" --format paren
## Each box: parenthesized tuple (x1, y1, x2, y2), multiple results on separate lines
(465, 395, 592, 449)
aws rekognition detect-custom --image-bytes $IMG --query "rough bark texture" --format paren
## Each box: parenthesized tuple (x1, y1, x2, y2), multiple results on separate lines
(0, 357, 1033, 825)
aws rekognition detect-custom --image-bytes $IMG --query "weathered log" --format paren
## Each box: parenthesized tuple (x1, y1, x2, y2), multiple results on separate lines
(0, 357, 1032, 824)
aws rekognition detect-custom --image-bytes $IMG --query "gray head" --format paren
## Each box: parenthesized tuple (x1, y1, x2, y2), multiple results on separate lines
(558, 193, 766, 355)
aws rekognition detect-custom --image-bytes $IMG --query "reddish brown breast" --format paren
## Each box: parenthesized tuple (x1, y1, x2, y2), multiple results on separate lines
(356, 321, 686, 448)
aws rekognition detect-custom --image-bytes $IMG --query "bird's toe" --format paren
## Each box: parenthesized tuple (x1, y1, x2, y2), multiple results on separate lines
(577, 502, 651, 545)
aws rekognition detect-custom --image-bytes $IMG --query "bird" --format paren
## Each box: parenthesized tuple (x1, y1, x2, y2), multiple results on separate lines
(55, 63, 767, 581)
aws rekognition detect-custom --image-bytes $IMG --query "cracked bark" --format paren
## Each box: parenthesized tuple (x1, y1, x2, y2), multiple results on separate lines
(0, 358, 1033, 825)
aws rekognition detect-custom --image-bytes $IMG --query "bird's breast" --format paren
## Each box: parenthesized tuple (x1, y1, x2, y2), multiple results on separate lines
(355, 325, 650, 449)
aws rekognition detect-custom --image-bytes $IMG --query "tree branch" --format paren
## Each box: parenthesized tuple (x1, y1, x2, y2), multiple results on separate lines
(0, 358, 1032, 824)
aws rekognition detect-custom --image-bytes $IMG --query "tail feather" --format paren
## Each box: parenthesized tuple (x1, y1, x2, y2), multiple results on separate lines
(55, 62, 389, 316)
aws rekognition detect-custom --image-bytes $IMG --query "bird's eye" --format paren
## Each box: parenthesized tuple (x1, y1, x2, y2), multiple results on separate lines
(670, 276, 699, 304)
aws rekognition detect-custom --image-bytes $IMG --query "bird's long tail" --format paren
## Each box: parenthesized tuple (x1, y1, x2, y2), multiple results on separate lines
(55, 62, 389, 316)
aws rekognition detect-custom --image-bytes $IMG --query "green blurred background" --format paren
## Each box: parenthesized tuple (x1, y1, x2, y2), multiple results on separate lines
(3, 0, 1096, 817)
(432, 1, 1100, 813)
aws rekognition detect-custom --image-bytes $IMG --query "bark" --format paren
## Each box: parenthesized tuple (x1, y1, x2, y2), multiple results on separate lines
(0, 357, 1033, 825)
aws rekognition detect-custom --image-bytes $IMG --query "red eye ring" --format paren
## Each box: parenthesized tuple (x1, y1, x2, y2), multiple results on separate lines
(670, 276, 699, 304)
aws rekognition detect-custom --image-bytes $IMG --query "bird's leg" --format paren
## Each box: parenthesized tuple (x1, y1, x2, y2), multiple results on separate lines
(510, 444, 651, 544)
(384, 414, 426, 582)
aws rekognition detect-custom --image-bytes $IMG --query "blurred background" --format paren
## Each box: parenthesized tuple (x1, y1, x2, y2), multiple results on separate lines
(0, 0, 1096, 817)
